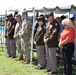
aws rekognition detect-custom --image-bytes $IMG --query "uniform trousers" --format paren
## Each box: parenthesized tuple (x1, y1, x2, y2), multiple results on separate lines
(36, 46, 45, 67)
(9, 39, 16, 57)
(5, 38, 10, 55)
(45, 47, 57, 72)
(15, 38, 22, 57)
(21, 37, 30, 62)
(74, 41, 76, 60)
(62, 43, 74, 75)
(74, 29, 76, 60)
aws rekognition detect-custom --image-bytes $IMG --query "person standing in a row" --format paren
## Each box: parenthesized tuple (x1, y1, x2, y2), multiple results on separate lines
(18, 11, 32, 64)
(34, 16, 46, 70)
(5, 17, 10, 56)
(14, 14, 22, 60)
(44, 12, 60, 74)
(6, 14, 17, 58)
(73, 17, 76, 61)
(59, 18, 75, 75)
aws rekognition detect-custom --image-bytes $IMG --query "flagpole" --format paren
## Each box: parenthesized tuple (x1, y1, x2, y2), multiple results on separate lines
(30, 7, 35, 65)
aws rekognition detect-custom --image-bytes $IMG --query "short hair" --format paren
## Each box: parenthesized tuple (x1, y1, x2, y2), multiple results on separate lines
(62, 18, 74, 28)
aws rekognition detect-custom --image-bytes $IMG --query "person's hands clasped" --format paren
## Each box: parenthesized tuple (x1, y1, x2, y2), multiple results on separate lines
(34, 41, 36, 45)
(58, 42, 63, 49)
(44, 38, 48, 44)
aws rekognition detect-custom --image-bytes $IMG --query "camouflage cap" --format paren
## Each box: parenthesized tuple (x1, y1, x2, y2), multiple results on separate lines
(45, 12, 53, 18)
(22, 11, 28, 15)
(15, 14, 21, 18)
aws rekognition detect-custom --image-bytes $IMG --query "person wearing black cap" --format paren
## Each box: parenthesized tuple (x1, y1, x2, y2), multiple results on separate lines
(6, 13, 17, 58)
(44, 12, 60, 74)
(34, 16, 46, 70)
(14, 14, 22, 60)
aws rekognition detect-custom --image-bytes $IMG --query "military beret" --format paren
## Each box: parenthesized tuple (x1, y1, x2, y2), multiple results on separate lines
(45, 12, 53, 18)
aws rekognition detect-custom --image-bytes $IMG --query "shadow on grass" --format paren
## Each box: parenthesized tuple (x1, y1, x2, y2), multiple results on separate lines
(32, 57, 38, 66)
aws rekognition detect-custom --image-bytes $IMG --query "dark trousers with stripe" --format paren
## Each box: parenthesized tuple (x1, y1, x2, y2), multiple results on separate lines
(7, 39, 16, 57)
(62, 43, 74, 75)
(36, 46, 45, 67)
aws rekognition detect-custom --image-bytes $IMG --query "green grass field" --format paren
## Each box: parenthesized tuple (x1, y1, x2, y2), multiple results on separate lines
(0, 46, 76, 75)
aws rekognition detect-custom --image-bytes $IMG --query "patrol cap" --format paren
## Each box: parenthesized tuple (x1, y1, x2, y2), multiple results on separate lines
(15, 14, 21, 18)
(22, 11, 28, 15)
(45, 12, 53, 18)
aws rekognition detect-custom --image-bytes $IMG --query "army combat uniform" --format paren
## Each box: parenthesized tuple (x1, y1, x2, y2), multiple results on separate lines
(19, 18, 32, 62)
(14, 21, 22, 58)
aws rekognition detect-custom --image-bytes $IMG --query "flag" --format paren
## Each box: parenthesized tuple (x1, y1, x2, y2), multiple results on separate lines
(35, 11, 39, 17)
(14, 11, 18, 17)
(72, 14, 76, 19)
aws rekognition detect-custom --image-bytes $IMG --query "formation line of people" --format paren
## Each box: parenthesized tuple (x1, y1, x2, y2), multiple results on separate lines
(5, 11, 76, 75)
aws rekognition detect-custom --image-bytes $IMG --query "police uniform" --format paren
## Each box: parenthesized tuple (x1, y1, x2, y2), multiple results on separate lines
(7, 14, 17, 58)
(44, 12, 60, 73)
(34, 16, 46, 69)
(14, 14, 22, 59)
(19, 18, 32, 63)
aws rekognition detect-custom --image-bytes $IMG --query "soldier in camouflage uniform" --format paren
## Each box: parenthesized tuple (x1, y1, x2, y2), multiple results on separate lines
(44, 12, 60, 74)
(14, 14, 22, 60)
(19, 11, 32, 64)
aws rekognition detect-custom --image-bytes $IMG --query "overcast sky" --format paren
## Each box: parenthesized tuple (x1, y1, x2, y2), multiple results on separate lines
(0, 0, 76, 15)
